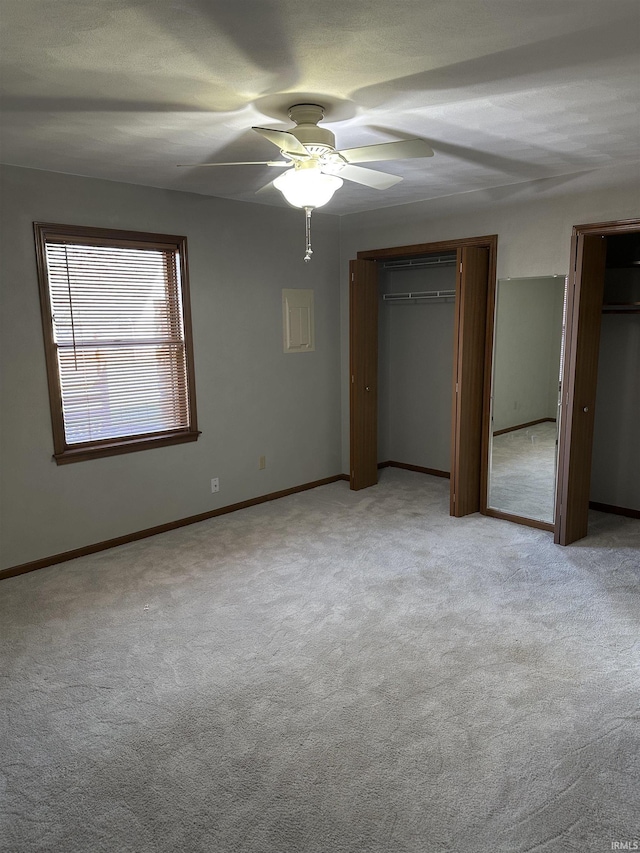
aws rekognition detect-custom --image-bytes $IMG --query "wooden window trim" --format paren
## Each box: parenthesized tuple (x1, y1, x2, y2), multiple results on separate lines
(34, 222, 200, 464)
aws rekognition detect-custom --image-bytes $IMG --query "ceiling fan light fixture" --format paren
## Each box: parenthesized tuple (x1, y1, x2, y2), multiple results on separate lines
(273, 166, 343, 210)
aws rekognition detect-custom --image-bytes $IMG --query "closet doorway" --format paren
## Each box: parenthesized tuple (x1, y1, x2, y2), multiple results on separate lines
(555, 218, 640, 545)
(349, 235, 497, 517)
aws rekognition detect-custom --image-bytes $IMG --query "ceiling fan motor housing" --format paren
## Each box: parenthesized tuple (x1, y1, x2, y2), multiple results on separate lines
(288, 104, 336, 154)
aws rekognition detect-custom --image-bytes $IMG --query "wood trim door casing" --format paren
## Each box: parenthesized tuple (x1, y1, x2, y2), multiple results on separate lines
(357, 234, 497, 262)
(555, 218, 640, 545)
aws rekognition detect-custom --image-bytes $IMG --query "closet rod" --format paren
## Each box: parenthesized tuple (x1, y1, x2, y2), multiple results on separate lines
(383, 289, 456, 303)
(602, 304, 640, 313)
(382, 257, 456, 271)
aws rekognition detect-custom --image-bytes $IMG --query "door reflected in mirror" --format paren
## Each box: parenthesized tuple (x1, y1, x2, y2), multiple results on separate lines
(488, 275, 567, 524)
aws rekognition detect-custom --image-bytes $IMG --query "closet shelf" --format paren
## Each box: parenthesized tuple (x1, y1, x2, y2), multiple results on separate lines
(383, 289, 456, 303)
(602, 302, 640, 313)
(382, 256, 456, 271)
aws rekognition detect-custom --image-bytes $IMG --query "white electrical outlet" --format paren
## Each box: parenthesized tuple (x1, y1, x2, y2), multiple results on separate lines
(259, 456, 266, 470)
(211, 477, 219, 493)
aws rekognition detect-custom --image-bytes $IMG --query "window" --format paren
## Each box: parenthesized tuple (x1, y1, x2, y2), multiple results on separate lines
(34, 223, 199, 464)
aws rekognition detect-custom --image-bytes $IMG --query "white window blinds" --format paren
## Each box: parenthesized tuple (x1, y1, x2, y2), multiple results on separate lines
(43, 238, 192, 447)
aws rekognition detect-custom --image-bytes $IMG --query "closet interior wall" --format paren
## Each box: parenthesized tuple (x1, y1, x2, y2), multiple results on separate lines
(378, 259, 457, 474)
(590, 233, 640, 512)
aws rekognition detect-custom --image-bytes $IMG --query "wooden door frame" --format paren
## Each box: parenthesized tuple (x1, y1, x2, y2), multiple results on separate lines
(353, 234, 498, 507)
(554, 217, 640, 545)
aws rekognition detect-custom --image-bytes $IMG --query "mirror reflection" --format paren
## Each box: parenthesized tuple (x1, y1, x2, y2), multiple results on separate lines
(488, 276, 566, 524)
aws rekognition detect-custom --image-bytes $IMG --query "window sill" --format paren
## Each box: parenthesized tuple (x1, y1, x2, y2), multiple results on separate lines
(53, 430, 201, 465)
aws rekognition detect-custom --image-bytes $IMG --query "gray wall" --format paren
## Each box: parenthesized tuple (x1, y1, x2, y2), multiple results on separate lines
(339, 163, 640, 487)
(591, 268, 640, 510)
(0, 165, 342, 569)
(2, 161, 639, 568)
(492, 277, 565, 433)
(378, 266, 455, 470)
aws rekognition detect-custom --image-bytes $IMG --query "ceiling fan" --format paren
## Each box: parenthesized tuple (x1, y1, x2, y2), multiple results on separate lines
(179, 104, 434, 261)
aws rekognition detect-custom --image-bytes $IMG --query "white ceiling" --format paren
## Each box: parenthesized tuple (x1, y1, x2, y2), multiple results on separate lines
(1, 0, 639, 215)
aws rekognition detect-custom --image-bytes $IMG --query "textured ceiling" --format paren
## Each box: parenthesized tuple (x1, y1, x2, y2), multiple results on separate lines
(1, 0, 639, 215)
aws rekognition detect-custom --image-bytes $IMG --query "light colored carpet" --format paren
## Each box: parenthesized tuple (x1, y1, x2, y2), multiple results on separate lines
(489, 422, 558, 523)
(1, 469, 639, 853)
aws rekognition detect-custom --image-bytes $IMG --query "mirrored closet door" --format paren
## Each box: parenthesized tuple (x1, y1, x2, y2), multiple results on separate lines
(486, 275, 567, 526)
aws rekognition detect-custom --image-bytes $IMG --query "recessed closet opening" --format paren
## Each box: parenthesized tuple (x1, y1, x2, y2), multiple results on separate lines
(350, 235, 496, 516)
(590, 232, 640, 516)
(555, 218, 639, 545)
(378, 253, 457, 477)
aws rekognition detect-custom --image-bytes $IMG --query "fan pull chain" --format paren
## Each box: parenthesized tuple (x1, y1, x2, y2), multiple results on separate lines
(304, 206, 313, 262)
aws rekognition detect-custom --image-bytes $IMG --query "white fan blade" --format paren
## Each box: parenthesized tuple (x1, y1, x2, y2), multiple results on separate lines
(252, 127, 308, 156)
(177, 160, 288, 168)
(336, 138, 434, 164)
(324, 163, 402, 190)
